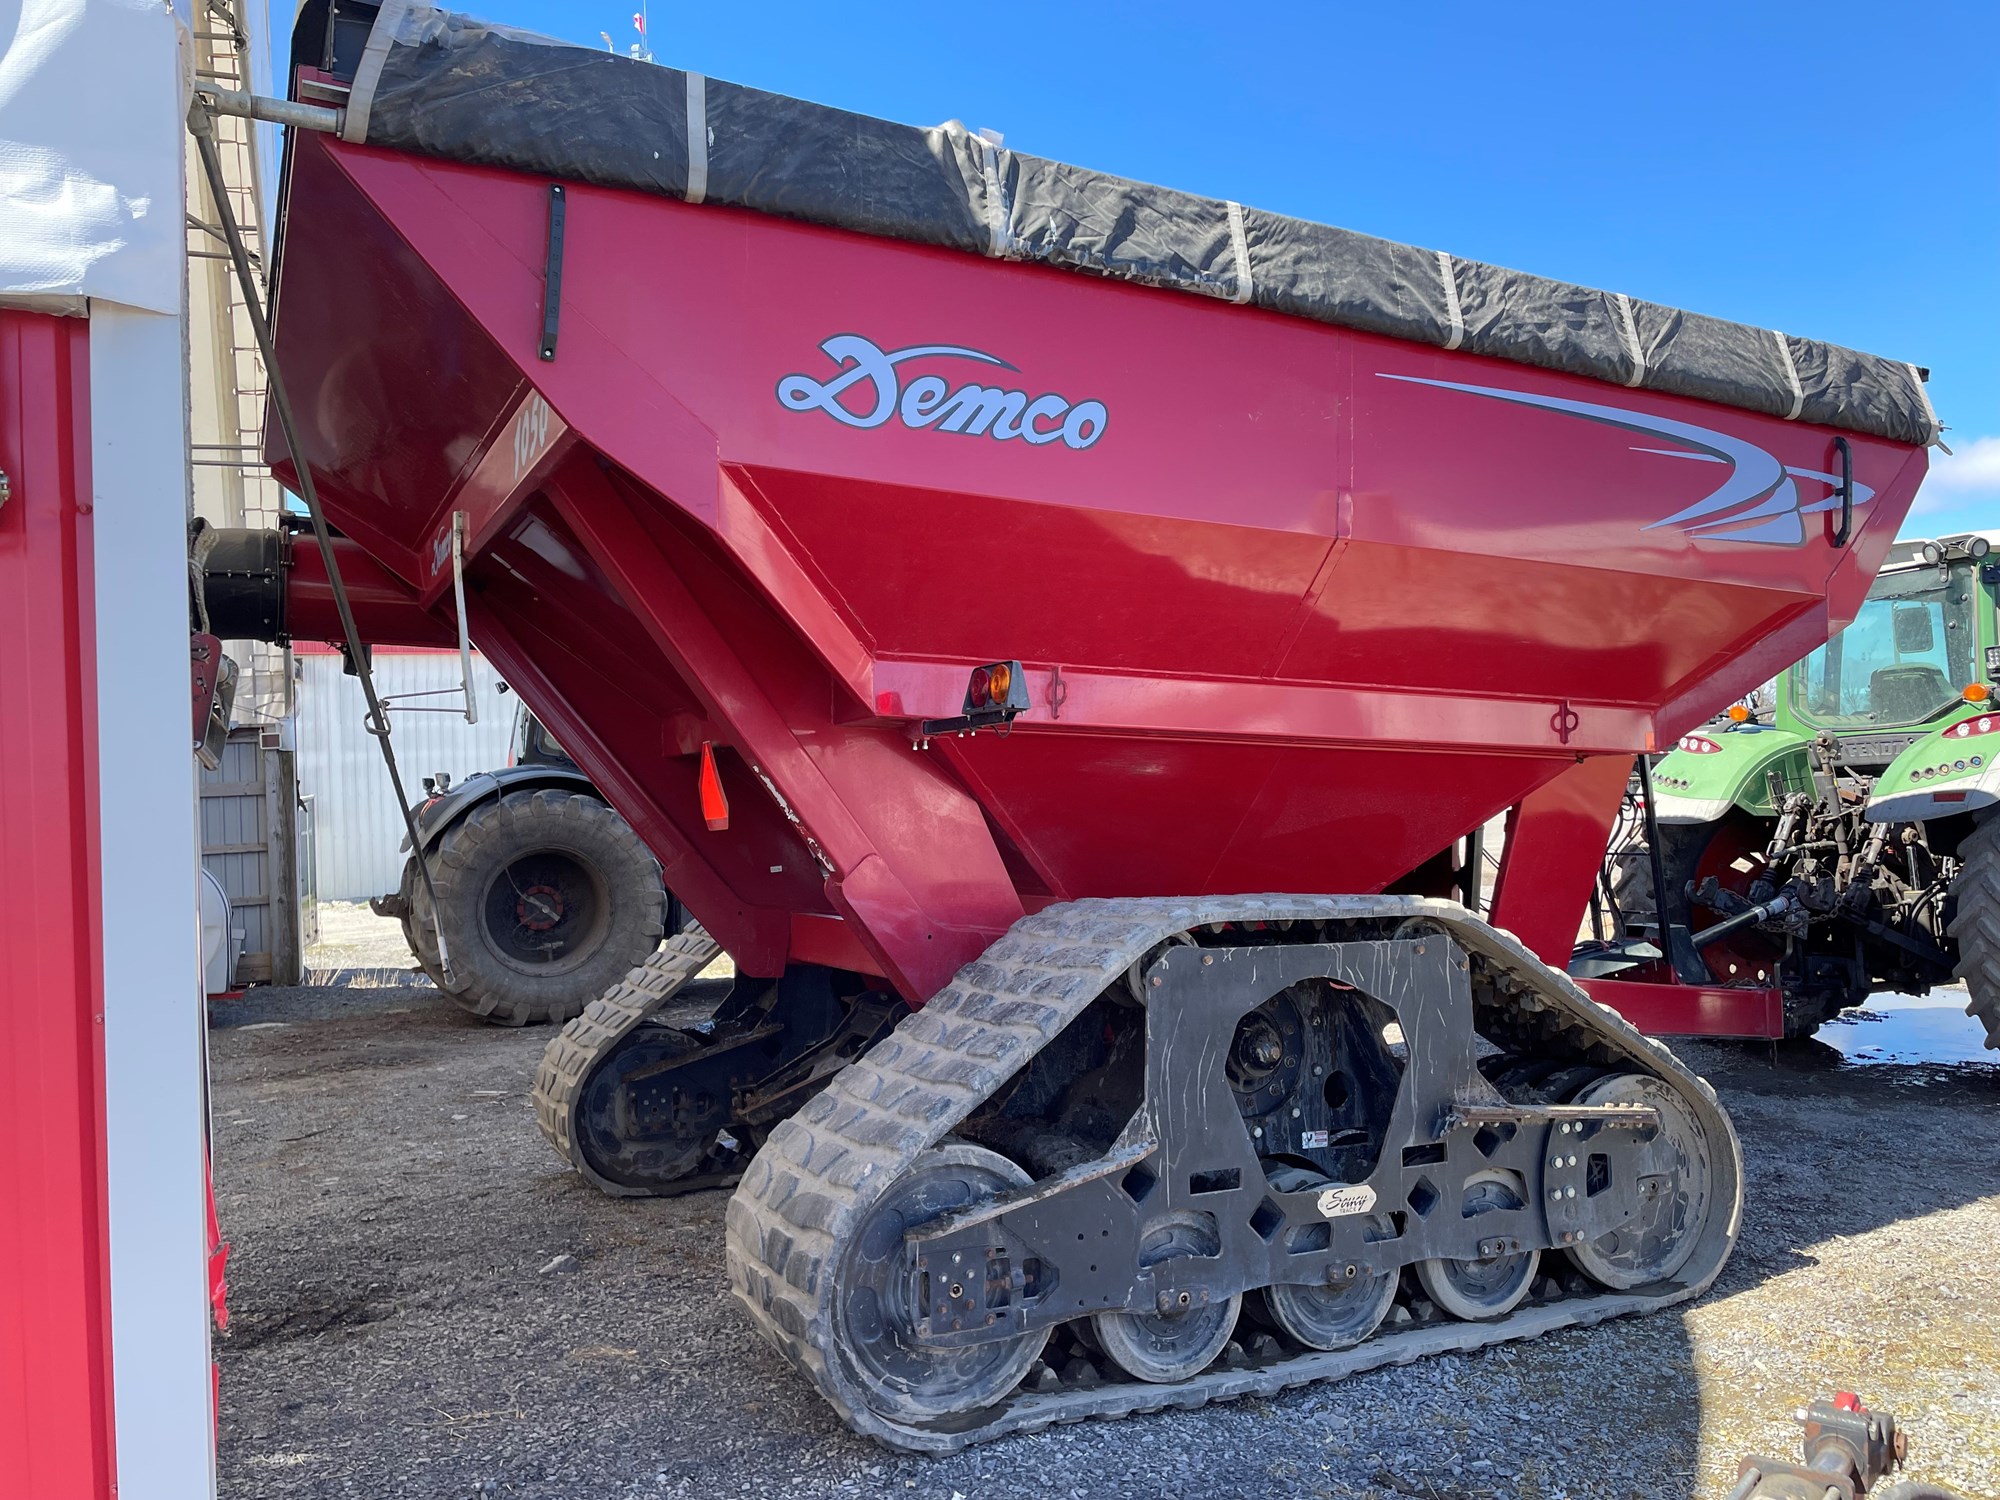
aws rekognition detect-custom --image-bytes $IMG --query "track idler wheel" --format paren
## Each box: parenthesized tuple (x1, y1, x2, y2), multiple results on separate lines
(830, 1144, 1050, 1423)
(1090, 1212, 1242, 1383)
(1562, 1073, 1716, 1290)
(1414, 1169, 1540, 1320)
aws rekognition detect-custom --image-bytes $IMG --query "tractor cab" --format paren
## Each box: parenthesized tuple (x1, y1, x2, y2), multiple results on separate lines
(1778, 532, 1999, 769)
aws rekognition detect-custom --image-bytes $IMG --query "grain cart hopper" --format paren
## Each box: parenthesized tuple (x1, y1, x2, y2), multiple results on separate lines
(200, 0, 1936, 1451)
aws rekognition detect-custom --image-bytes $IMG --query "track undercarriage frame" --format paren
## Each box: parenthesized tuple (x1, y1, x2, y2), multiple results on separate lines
(697, 895, 1738, 1451)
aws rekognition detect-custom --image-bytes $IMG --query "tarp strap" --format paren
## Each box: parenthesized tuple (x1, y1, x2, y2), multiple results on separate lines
(684, 72, 708, 205)
(1772, 331, 1805, 421)
(1226, 201, 1252, 305)
(341, 0, 410, 145)
(1436, 252, 1464, 351)
(978, 129, 1012, 257)
(1907, 362, 1943, 448)
(1613, 293, 1646, 388)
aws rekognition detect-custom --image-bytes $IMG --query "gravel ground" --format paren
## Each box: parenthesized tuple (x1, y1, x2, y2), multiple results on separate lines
(211, 954, 2000, 1500)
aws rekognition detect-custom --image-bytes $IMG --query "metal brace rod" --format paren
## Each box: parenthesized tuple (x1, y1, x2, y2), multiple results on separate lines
(1441, 1102, 1661, 1131)
(449, 511, 479, 724)
(539, 185, 566, 361)
(194, 80, 343, 135)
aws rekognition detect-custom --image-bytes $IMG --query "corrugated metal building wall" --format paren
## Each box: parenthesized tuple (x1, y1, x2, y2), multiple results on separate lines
(295, 648, 516, 900)
(199, 727, 307, 983)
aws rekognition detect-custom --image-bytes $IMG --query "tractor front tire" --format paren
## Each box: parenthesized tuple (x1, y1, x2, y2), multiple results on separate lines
(405, 789, 667, 1026)
(1948, 811, 2000, 1052)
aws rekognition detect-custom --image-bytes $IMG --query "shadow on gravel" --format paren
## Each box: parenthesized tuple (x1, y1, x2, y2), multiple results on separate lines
(204, 981, 2000, 1500)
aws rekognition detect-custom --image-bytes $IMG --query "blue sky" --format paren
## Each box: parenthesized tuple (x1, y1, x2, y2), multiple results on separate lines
(318, 2, 1998, 538)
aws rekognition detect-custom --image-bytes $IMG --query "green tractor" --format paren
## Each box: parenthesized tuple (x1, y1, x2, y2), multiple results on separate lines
(1610, 530, 2000, 1043)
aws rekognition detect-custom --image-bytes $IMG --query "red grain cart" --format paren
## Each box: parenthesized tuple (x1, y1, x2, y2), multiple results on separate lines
(213, 1, 1933, 1452)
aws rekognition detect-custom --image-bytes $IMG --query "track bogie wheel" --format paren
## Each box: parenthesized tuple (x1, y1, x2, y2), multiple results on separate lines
(1090, 1212, 1242, 1383)
(1561, 1073, 1716, 1290)
(1414, 1169, 1539, 1321)
(1250, 1166, 1398, 1351)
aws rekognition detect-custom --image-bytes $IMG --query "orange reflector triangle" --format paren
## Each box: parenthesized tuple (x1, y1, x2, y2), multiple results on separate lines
(698, 741, 730, 831)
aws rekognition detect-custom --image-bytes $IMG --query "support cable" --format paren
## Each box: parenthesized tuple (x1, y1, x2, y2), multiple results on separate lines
(188, 101, 456, 982)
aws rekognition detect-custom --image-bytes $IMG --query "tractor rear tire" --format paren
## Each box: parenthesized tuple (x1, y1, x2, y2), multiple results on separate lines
(1947, 811, 2000, 1052)
(405, 789, 667, 1027)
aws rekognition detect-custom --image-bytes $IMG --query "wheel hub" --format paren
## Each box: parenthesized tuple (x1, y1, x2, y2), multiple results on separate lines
(480, 848, 606, 972)
(516, 882, 565, 931)
(1227, 993, 1306, 1119)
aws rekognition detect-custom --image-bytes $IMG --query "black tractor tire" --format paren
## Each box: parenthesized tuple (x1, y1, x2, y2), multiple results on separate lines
(1947, 811, 2000, 1051)
(1604, 823, 1713, 934)
(404, 789, 667, 1026)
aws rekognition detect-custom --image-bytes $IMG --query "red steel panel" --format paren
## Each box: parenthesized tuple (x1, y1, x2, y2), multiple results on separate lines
(0, 311, 115, 1498)
(1488, 757, 1636, 967)
(1582, 978, 1785, 1040)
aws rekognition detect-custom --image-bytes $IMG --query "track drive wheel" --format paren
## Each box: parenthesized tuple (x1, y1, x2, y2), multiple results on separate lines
(1091, 1212, 1242, 1383)
(1414, 1170, 1540, 1320)
(1561, 1073, 1716, 1290)
(829, 1143, 1049, 1423)
(1948, 811, 2000, 1051)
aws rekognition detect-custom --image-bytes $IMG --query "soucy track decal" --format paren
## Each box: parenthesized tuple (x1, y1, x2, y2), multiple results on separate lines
(1379, 373, 1874, 546)
(1316, 1185, 1379, 1218)
(779, 335, 1108, 449)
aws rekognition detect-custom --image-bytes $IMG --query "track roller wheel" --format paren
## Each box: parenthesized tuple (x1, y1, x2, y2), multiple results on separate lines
(829, 1143, 1049, 1423)
(1091, 1212, 1242, 1383)
(1414, 1169, 1540, 1320)
(1562, 1073, 1716, 1290)
(1250, 1167, 1398, 1351)
(1256, 1250, 1398, 1352)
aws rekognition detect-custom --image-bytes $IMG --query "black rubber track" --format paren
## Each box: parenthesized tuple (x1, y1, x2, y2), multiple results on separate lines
(724, 894, 1743, 1454)
(1948, 812, 2000, 1051)
(531, 925, 725, 1195)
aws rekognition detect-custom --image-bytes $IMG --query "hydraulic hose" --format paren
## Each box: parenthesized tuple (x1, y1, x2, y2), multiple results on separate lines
(187, 102, 456, 983)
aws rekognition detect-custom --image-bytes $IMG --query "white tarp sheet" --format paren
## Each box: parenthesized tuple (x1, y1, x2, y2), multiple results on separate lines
(0, 0, 189, 315)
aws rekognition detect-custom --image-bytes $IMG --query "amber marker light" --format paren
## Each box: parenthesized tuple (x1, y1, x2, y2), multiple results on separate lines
(1965, 683, 1993, 704)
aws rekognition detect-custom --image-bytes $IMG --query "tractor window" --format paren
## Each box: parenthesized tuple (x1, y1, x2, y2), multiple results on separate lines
(510, 706, 570, 767)
(1789, 565, 1977, 728)
(529, 717, 568, 762)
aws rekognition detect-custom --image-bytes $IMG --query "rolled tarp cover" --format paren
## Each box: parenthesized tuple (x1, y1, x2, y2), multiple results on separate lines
(336, 3, 1938, 447)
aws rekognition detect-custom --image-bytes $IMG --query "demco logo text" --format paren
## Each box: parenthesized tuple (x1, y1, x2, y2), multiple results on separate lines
(778, 335, 1107, 450)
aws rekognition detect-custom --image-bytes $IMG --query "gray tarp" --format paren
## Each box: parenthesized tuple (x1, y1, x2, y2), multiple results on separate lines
(338, 4, 1938, 447)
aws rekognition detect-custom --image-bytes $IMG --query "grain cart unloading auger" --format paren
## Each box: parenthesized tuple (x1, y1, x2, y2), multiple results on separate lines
(193, 0, 1937, 1452)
